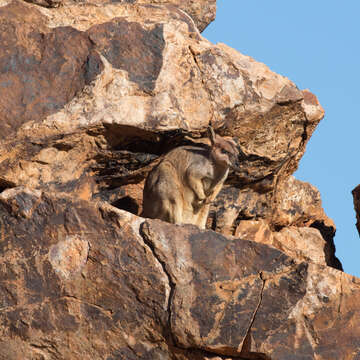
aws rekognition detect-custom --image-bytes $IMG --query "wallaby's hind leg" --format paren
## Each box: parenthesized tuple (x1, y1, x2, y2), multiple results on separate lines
(157, 194, 183, 225)
(143, 160, 184, 224)
(194, 203, 210, 229)
(169, 199, 183, 224)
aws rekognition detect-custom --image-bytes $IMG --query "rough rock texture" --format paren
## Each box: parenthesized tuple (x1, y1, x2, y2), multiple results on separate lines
(235, 220, 339, 269)
(0, 1, 327, 211)
(21, 0, 216, 32)
(208, 176, 341, 270)
(0, 0, 353, 358)
(142, 219, 359, 360)
(0, 188, 359, 360)
(209, 175, 333, 233)
(0, 188, 171, 359)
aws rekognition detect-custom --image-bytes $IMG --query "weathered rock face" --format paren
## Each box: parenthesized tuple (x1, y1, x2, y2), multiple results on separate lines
(209, 176, 341, 270)
(0, 188, 171, 359)
(0, 1, 327, 218)
(142, 219, 360, 360)
(235, 221, 328, 265)
(21, 0, 216, 32)
(0, 188, 359, 360)
(0, 0, 352, 358)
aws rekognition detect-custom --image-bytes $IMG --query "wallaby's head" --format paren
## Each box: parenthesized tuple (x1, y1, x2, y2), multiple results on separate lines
(208, 126, 239, 167)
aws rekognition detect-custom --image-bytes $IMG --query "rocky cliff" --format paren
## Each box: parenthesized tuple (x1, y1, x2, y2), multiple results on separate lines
(0, 0, 358, 359)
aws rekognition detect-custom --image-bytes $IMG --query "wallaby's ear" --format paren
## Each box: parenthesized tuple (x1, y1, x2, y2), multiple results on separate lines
(208, 126, 216, 146)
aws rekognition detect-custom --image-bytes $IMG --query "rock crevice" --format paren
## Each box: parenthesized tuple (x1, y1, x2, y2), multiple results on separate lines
(239, 272, 268, 360)
(139, 221, 177, 344)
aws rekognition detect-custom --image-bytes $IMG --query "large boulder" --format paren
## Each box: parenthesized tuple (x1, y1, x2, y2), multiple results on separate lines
(0, 188, 358, 359)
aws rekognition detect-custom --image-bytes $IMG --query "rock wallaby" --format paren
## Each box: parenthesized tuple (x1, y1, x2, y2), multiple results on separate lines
(142, 127, 239, 228)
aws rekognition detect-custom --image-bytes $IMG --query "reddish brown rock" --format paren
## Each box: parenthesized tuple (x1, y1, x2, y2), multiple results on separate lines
(141, 216, 358, 359)
(0, 188, 358, 359)
(0, 1, 348, 358)
(0, 0, 325, 261)
(273, 176, 341, 270)
(208, 185, 272, 235)
(209, 176, 341, 270)
(0, 0, 341, 289)
(88, 19, 165, 94)
(141, 219, 359, 359)
(131, 0, 217, 32)
(273, 175, 333, 229)
(0, 188, 171, 359)
(166, 0, 216, 32)
(235, 220, 328, 266)
(0, 1, 324, 204)
(209, 162, 332, 235)
(0, 1, 103, 139)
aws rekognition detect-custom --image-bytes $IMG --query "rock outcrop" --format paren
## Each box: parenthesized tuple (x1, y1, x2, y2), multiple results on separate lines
(352, 185, 360, 236)
(0, 0, 355, 359)
(0, 188, 359, 360)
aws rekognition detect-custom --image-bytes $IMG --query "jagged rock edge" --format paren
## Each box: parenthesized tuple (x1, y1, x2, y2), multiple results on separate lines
(175, 7, 202, 38)
(269, 112, 311, 228)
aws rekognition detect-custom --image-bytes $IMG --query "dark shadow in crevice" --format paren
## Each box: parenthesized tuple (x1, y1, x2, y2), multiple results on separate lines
(310, 220, 343, 271)
(0, 178, 16, 194)
(111, 196, 139, 215)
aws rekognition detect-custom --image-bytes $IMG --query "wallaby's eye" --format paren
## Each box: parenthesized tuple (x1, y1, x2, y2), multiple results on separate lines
(221, 148, 229, 155)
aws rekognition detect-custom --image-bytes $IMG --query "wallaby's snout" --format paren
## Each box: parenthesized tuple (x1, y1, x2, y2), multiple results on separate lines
(208, 126, 239, 168)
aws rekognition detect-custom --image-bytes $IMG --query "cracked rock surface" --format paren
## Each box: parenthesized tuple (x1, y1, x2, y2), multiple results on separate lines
(0, 189, 171, 359)
(1, 189, 360, 359)
(0, 1, 338, 266)
(0, 0, 357, 359)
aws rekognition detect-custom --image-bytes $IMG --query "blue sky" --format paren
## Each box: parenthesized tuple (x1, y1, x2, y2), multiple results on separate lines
(203, 1, 360, 277)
